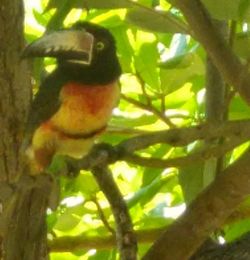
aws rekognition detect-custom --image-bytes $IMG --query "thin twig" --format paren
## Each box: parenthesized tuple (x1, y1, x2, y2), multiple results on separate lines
(136, 71, 152, 107)
(121, 94, 175, 127)
(92, 197, 115, 236)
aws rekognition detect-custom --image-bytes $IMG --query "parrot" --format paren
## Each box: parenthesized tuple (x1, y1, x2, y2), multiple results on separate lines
(22, 22, 122, 174)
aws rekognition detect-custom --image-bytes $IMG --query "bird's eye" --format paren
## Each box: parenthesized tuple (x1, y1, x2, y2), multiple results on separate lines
(96, 41, 105, 51)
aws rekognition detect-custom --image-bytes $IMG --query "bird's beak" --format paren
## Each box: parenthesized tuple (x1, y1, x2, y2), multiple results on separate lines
(22, 30, 94, 65)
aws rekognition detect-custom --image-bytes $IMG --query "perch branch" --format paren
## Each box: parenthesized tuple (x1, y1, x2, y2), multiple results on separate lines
(65, 120, 250, 173)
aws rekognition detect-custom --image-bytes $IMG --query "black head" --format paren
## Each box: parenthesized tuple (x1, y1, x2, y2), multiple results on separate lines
(22, 21, 121, 85)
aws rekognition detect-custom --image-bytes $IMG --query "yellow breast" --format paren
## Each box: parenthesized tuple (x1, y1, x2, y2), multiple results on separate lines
(50, 81, 120, 134)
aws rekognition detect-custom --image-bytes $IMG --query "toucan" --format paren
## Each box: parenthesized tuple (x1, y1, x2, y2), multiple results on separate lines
(22, 22, 122, 174)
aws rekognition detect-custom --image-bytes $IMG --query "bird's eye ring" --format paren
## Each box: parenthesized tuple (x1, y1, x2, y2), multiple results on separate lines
(96, 41, 105, 51)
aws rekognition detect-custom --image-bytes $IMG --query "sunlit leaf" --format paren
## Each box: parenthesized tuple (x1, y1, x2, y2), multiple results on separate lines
(134, 31, 160, 92)
(111, 26, 134, 73)
(202, 0, 241, 20)
(127, 174, 174, 208)
(46, 0, 132, 11)
(46, 0, 75, 31)
(224, 219, 250, 242)
(126, 7, 188, 34)
(54, 204, 86, 231)
(202, 0, 250, 22)
(234, 32, 250, 59)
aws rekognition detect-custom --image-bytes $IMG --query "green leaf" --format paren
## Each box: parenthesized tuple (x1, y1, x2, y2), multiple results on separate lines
(46, 0, 76, 31)
(142, 145, 171, 186)
(160, 52, 196, 70)
(179, 163, 204, 204)
(73, 172, 99, 198)
(202, 0, 241, 20)
(47, 212, 58, 231)
(88, 250, 117, 260)
(33, 9, 49, 26)
(111, 25, 134, 73)
(178, 142, 206, 204)
(126, 7, 188, 34)
(134, 35, 160, 91)
(238, 0, 250, 19)
(46, 0, 132, 11)
(127, 174, 175, 208)
(111, 114, 157, 128)
(234, 32, 250, 59)
(229, 95, 250, 120)
(54, 204, 86, 231)
(202, 0, 250, 21)
(137, 215, 173, 229)
(50, 252, 81, 260)
(224, 219, 250, 242)
(160, 52, 204, 94)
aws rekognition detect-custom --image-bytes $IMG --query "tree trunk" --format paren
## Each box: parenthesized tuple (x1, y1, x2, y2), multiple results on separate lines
(0, 1, 50, 259)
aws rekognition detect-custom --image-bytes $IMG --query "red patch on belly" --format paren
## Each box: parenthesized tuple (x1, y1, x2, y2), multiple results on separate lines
(62, 82, 117, 115)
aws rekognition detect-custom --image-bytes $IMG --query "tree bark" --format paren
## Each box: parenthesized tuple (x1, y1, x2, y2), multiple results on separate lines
(0, 1, 50, 259)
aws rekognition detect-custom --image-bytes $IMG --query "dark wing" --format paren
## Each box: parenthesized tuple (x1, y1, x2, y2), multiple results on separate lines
(24, 69, 67, 147)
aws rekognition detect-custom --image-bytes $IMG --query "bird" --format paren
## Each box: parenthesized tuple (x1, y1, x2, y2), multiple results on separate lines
(22, 22, 122, 174)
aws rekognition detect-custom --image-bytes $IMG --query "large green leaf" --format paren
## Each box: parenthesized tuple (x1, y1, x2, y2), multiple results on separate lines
(179, 162, 204, 204)
(126, 7, 188, 34)
(127, 174, 175, 208)
(46, 0, 75, 31)
(111, 114, 157, 128)
(234, 32, 250, 59)
(88, 250, 117, 260)
(134, 35, 160, 92)
(46, 0, 133, 11)
(111, 25, 134, 72)
(202, 0, 250, 21)
(229, 95, 250, 120)
(224, 219, 250, 242)
(68, 172, 99, 199)
(142, 145, 172, 186)
(54, 204, 87, 231)
(160, 52, 204, 94)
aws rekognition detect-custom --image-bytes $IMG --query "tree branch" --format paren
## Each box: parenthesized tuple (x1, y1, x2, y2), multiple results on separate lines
(172, 0, 250, 104)
(91, 166, 137, 260)
(63, 120, 250, 173)
(142, 148, 250, 260)
(123, 136, 245, 168)
(56, 119, 250, 259)
(117, 119, 250, 153)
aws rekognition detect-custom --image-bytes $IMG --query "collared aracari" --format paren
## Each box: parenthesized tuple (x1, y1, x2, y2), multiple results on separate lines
(22, 22, 121, 174)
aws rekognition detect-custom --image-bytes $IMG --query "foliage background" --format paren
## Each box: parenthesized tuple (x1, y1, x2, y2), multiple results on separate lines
(23, 0, 250, 259)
